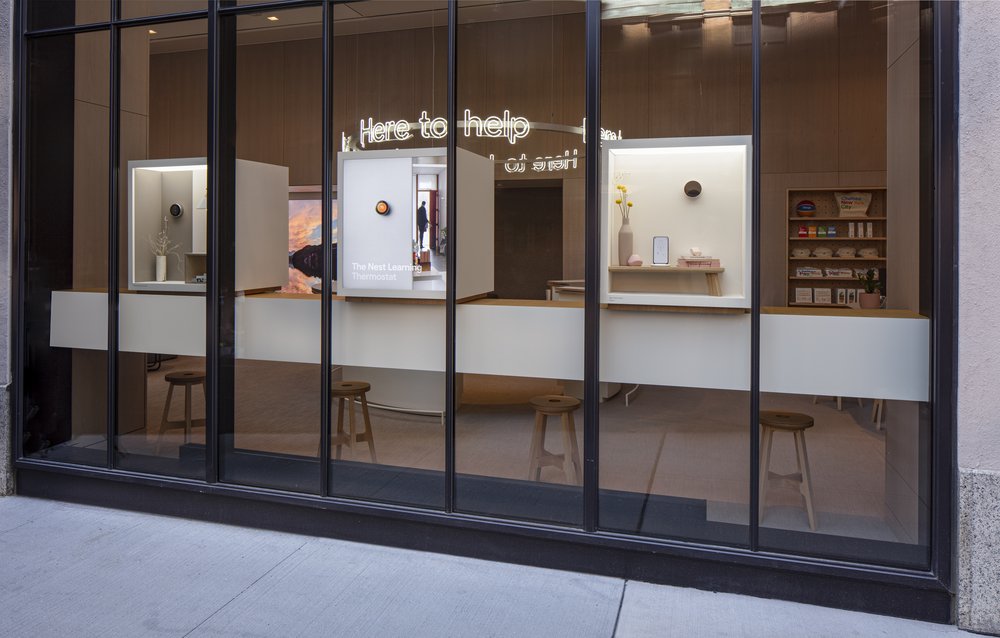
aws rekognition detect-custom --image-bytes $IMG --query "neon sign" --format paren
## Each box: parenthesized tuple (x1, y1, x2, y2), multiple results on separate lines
(359, 109, 531, 148)
(494, 149, 579, 174)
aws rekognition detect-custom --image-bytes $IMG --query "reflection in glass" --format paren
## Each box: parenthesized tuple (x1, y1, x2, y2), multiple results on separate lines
(454, 0, 586, 526)
(22, 31, 110, 466)
(757, 0, 932, 568)
(116, 21, 208, 479)
(211, 8, 324, 493)
(597, 2, 751, 545)
(327, 1, 448, 508)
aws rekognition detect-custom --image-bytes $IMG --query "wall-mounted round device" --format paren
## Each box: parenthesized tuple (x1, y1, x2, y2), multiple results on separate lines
(169, 203, 184, 218)
(683, 181, 702, 198)
(375, 200, 390, 215)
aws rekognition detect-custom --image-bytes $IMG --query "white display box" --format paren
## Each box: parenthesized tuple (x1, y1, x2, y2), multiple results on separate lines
(128, 157, 288, 293)
(601, 136, 752, 309)
(337, 147, 494, 301)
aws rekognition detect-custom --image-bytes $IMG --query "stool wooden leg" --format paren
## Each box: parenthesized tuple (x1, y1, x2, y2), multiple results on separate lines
(836, 396, 843, 411)
(359, 392, 377, 463)
(561, 413, 582, 485)
(347, 396, 357, 458)
(527, 412, 546, 481)
(758, 426, 774, 523)
(794, 430, 817, 531)
(155, 383, 176, 455)
(334, 397, 345, 460)
(705, 272, 722, 296)
(184, 383, 193, 445)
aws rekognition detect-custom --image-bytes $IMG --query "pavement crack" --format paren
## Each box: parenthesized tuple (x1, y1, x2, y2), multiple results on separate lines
(611, 580, 628, 637)
(181, 540, 309, 637)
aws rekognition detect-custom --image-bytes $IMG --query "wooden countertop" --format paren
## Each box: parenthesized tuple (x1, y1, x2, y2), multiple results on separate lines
(761, 306, 927, 319)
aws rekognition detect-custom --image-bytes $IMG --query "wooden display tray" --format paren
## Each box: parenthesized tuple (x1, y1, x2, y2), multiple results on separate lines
(608, 265, 725, 297)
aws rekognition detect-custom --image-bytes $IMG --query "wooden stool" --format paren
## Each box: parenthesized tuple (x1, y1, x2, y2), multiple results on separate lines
(329, 381, 377, 462)
(155, 371, 206, 454)
(527, 395, 582, 485)
(759, 410, 816, 530)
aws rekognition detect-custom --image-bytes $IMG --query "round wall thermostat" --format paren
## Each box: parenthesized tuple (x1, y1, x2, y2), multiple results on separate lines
(375, 200, 390, 215)
(169, 203, 184, 218)
(684, 181, 702, 198)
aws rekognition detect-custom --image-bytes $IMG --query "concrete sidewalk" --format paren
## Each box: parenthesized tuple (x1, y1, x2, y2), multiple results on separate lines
(0, 497, 972, 637)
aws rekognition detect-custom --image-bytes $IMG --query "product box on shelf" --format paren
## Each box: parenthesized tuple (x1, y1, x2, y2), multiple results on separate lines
(813, 288, 833, 304)
(795, 288, 814, 304)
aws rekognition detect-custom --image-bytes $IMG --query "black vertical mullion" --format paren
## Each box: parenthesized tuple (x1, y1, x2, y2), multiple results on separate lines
(207, 1, 238, 484)
(748, 0, 762, 552)
(582, 0, 600, 533)
(107, 0, 122, 469)
(319, 0, 333, 497)
(11, 0, 26, 465)
(930, 0, 958, 589)
(444, 0, 457, 514)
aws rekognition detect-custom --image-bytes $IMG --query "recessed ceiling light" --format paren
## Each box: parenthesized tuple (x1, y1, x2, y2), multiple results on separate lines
(148, 29, 157, 34)
(266, 16, 279, 21)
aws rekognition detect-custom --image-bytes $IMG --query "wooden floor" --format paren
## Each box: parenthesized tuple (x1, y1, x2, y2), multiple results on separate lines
(102, 357, 899, 541)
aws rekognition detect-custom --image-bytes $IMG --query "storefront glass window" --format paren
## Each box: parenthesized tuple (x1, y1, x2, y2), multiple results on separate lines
(597, 1, 752, 545)
(757, 0, 932, 568)
(452, 0, 586, 525)
(22, 31, 110, 466)
(217, 8, 324, 493)
(115, 20, 208, 480)
(328, 1, 448, 508)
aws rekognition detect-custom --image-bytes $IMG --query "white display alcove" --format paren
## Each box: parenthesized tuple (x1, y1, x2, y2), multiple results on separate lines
(337, 147, 494, 301)
(128, 157, 288, 293)
(601, 136, 752, 309)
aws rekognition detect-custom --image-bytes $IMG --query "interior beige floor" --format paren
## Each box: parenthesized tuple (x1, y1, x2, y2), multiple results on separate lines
(98, 358, 904, 542)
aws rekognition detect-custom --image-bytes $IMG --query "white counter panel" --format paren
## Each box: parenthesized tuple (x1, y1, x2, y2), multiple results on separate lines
(48, 292, 931, 402)
(456, 304, 584, 379)
(760, 313, 930, 402)
(331, 301, 445, 372)
(600, 310, 751, 391)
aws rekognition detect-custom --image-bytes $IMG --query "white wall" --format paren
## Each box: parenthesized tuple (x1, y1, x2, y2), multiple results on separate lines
(959, 1, 1000, 473)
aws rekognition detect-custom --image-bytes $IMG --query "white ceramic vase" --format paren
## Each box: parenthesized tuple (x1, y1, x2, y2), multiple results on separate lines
(155, 255, 167, 282)
(618, 221, 633, 266)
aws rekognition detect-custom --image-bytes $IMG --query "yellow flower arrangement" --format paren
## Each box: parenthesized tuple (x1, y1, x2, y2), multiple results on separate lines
(615, 184, 634, 223)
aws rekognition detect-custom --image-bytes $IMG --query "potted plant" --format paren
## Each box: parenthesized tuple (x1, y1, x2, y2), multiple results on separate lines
(855, 268, 882, 309)
(148, 216, 182, 282)
(614, 184, 634, 266)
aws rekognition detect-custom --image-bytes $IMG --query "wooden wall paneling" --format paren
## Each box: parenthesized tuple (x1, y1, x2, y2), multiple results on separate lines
(838, 2, 887, 173)
(456, 22, 487, 157)
(282, 39, 322, 186)
(332, 33, 356, 186)
(600, 22, 649, 140)
(121, 28, 150, 118)
(557, 13, 585, 134)
(562, 177, 584, 280)
(648, 22, 703, 138)
(760, 24, 790, 174)
(782, 9, 839, 175)
(236, 43, 285, 167)
(149, 49, 208, 158)
(74, 100, 110, 289)
(119, 111, 149, 289)
(700, 16, 745, 136)
(74, 31, 110, 108)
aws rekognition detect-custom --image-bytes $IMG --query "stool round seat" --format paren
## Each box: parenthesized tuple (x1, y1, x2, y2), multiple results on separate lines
(529, 395, 581, 414)
(759, 410, 816, 530)
(165, 371, 205, 385)
(331, 381, 371, 397)
(527, 395, 582, 485)
(760, 410, 813, 431)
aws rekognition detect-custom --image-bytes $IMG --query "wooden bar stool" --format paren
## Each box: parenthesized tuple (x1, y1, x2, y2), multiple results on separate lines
(759, 410, 816, 531)
(155, 371, 206, 454)
(329, 381, 377, 462)
(527, 395, 582, 485)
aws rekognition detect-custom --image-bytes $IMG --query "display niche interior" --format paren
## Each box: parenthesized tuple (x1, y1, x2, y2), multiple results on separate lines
(600, 136, 752, 310)
(128, 158, 289, 293)
(785, 187, 887, 308)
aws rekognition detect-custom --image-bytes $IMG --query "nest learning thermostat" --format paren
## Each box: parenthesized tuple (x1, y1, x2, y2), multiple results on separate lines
(653, 236, 669, 265)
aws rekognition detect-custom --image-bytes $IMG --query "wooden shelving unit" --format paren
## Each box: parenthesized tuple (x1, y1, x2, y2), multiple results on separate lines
(785, 187, 887, 307)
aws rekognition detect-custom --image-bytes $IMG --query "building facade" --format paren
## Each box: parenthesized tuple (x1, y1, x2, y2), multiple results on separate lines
(1, 0, 998, 633)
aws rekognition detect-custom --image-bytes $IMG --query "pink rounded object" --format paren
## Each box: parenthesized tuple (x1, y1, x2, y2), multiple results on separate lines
(627, 254, 643, 266)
